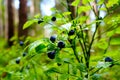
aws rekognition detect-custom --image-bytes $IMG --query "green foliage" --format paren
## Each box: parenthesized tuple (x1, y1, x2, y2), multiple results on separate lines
(23, 19, 38, 29)
(71, 0, 80, 6)
(106, 0, 119, 8)
(78, 6, 91, 14)
(1, 0, 120, 80)
(95, 38, 108, 50)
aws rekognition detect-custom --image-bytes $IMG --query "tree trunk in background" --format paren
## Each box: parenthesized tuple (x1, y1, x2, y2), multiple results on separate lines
(7, 0, 14, 46)
(18, 0, 27, 39)
(55, 0, 67, 12)
(0, 0, 3, 37)
(34, 0, 40, 14)
(30, 0, 34, 17)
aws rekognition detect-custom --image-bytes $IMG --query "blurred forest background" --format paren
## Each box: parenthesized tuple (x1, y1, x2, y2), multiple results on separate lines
(0, 0, 57, 46)
(0, 0, 120, 47)
(0, 0, 120, 80)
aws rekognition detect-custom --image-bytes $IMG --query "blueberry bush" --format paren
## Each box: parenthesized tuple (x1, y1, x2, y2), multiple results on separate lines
(1, 0, 120, 80)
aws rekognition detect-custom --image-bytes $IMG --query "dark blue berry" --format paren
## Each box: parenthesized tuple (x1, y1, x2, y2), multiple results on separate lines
(51, 17, 56, 21)
(105, 57, 114, 67)
(105, 57, 113, 62)
(99, 17, 102, 20)
(38, 20, 43, 24)
(47, 51, 56, 59)
(68, 30, 75, 36)
(16, 58, 20, 64)
(19, 41, 24, 46)
(23, 52, 27, 57)
(58, 41, 65, 49)
(50, 36, 56, 43)
(57, 63, 61, 66)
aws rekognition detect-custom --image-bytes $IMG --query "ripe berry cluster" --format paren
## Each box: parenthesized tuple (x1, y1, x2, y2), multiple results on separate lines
(47, 36, 65, 59)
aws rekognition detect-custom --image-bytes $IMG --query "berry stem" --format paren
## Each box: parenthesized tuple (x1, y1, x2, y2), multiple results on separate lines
(72, 38, 80, 63)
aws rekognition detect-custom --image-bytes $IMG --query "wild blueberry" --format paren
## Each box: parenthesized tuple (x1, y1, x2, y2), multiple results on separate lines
(58, 41, 65, 49)
(99, 17, 102, 20)
(50, 36, 56, 43)
(105, 57, 113, 62)
(47, 51, 56, 59)
(16, 58, 20, 64)
(105, 57, 114, 67)
(68, 30, 75, 36)
(38, 20, 43, 24)
(57, 63, 61, 66)
(23, 52, 27, 57)
(51, 16, 56, 21)
(19, 41, 24, 46)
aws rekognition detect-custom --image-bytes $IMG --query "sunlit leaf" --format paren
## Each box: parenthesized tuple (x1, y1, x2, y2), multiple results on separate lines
(34, 14, 41, 18)
(63, 12, 71, 16)
(78, 6, 91, 14)
(107, 30, 115, 37)
(96, 61, 111, 68)
(106, 0, 119, 8)
(97, 0, 104, 5)
(60, 74, 69, 80)
(115, 27, 120, 34)
(23, 19, 38, 29)
(35, 43, 47, 53)
(110, 37, 120, 45)
(95, 38, 108, 50)
(92, 74, 101, 80)
(28, 39, 48, 54)
(71, 0, 80, 6)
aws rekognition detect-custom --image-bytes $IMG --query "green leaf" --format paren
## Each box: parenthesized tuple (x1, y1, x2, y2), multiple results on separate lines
(28, 40, 48, 54)
(115, 27, 120, 34)
(99, 7, 107, 11)
(106, 0, 119, 8)
(63, 58, 71, 63)
(110, 37, 120, 45)
(60, 74, 69, 80)
(97, 0, 104, 5)
(71, 0, 80, 6)
(78, 16, 88, 24)
(47, 43, 56, 51)
(78, 6, 91, 14)
(107, 30, 115, 37)
(45, 67, 60, 74)
(23, 19, 38, 29)
(71, 64, 77, 75)
(95, 38, 108, 50)
(76, 77, 83, 80)
(77, 63, 86, 72)
(92, 74, 101, 80)
(96, 62, 111, 68)
(63, 12, 71, 16)
(82, 0, 88, 5)
(35, 43, 47, 53)
(34, 14, 41, 18)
